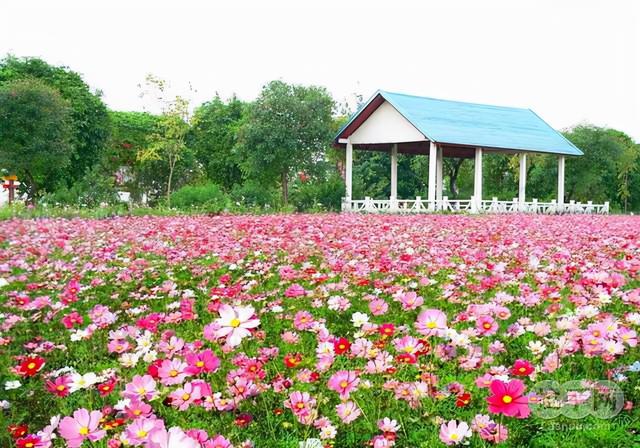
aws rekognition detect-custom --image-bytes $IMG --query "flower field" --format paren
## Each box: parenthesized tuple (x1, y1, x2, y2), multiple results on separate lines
(1, 214, 639, 448)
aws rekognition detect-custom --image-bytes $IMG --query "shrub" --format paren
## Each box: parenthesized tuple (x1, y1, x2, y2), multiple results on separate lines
(170, 182, 229, 214)
(290, 173, 345, 212)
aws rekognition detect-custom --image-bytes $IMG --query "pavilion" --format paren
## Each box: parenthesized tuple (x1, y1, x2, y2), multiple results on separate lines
(334, 90, 609, 214)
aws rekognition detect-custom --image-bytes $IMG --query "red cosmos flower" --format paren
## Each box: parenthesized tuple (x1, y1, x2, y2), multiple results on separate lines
(284, 353, 303, 368)
(8, 424, 28, 439)
(16, 434, 42, 448)
(234, 413, 253, 427)
(97, 378, 117, 396)
(17, 356, 45, 377)
(378, 324, 395, 338)
(396, 353, 417, 364)
(147, 359, 164, 378)
(511, 359, 535, 377)
(415, 339, 431, 356)
(333, 337, 351, 355)
(456, 392, 472, 407)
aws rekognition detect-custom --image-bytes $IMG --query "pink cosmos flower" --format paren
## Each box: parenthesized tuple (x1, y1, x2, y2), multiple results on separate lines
(214, 304, 260, 347)
(487, 379, 531, 418)
(284, 391, 317, 424)
(479, 422, 509, 443)
(285, 283, 306, 297)
(203, 435, 234, 448)
(185, 349, 220, 375)
(124, 374, 158, 400)
(293, 310, 314, 330)
(327, 370, 360, 399)
(476, 316, 499, 336)
(397, 291, 424, 311)
(415, 309, 447, 337)
(439, 420, 472, 445)
(393, 335, 424, 355)
(58, 409, 106, 447)
(157, 358, 189, 385)
(147, 427, 200, 448)
(125, 416, 164, 446)
(169, 381, 203, 410)
(336, 400, 361, 424)
(369, 298, 389, 316)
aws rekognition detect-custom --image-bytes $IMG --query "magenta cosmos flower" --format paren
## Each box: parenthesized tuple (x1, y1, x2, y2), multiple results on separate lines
(487, 379, 531, 418)
(327, 370, 360, 399)
(214, 304, 260, 347)
(58, 408, 106, 447)
(415, 309, 447, 337)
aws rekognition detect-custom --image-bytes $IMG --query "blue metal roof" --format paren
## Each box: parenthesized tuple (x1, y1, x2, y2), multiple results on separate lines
(339, 90, 583, 156)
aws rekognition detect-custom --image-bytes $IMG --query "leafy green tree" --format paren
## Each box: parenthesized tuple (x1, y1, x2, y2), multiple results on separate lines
(0, 78, 73, 200)
(137, 75, 192, 206)
(236, 80, 334, 205)
(188, 95, 246, 190)
(0, 56, 109, 183)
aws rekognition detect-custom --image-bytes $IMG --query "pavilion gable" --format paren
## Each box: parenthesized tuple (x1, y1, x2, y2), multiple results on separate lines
(348, 101, 427, 145)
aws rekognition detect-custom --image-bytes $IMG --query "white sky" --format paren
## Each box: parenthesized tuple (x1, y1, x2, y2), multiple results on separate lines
(2, 0, 639, 140)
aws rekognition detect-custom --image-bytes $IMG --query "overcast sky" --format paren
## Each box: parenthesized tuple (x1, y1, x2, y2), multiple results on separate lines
(2, 0, 639, 140)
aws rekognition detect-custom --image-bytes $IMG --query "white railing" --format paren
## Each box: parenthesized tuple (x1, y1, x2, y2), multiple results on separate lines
(342, 196, 609, 215)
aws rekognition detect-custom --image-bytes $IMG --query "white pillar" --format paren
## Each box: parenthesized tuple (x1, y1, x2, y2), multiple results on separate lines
(473, 147, 483, 212)
(345, 140, 353, 200)
(557, 155, 565, 210)
(390, 144, 398, 200)
(436, 145, 443, 209)
(428, 141, 437, 210)
(518, 153, 527, 209)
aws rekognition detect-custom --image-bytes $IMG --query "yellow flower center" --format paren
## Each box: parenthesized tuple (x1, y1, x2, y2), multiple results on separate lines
(296, 402, 305, 409)
(137, 387, 146, 394)
(56, 385, 66, 391)
(450, 434, 459, 440)
(502, 395, 513, 404)
(25, 444, 34, 448)
(519, 367, 526, 372)
(196, 361, 205, 367)
(182, 393, 191, 401)
(79, 427, 90, 435)
(27, 362, 36, 370)
(427, 321, 437, 329)
(340, 380, 349, 388)
(137, 430, 148, 438)
(134, 409, 142, 415)
(170, 370, 178, 377)
(230, 318, 241, 328)
(483, 323, 492, 329)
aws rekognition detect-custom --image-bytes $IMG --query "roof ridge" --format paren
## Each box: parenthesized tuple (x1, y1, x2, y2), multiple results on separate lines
(379, 90, 530, 112)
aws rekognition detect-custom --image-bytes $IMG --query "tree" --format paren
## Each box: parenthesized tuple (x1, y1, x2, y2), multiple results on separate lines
(0, 56, 110, 183)
(0, 78, 73, 201)
(188, 95, 246, 190)
(107, 111, 161, 201)
(236, 80, 334, 205)
(137, 75, 191, 206)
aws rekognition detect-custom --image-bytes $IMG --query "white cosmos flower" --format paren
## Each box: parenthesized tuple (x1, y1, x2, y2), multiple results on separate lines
(351, 312, 369, 328)
(5, 380, 21, 390)
(214, 304, 260, 347)
(68, 372, 98, 392)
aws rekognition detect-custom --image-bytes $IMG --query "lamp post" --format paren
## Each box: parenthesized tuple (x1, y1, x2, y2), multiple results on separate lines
(2, 175, 18, 205)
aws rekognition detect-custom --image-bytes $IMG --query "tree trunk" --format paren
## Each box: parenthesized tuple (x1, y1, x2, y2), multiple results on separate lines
(447, 159, 464, 198)
(281, 170, 289, 206)
(166, 157, 176, 207)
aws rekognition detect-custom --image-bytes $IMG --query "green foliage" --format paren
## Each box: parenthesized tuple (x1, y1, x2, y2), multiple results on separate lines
(236, 80, 334, 204)
(170, 182, 229, 213)
(138, 75, 192, 205)
(188, 95, 246, 190)
(0, 55, 110, 183)
(290, 172, 345, 211)
(40, 164, 119, 207)
(230, 180, 279, 209)
(0, 78, 73, 200)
